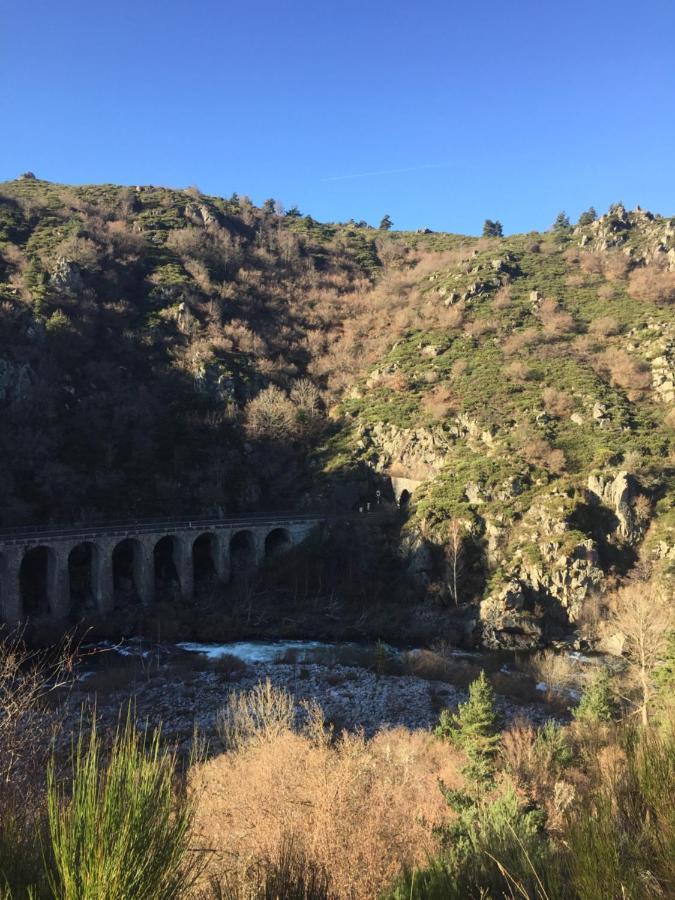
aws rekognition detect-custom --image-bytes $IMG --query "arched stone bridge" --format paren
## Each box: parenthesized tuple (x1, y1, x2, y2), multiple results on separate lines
(0, 511, 385, 626)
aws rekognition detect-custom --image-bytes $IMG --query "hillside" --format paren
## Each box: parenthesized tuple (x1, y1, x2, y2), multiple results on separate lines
(1, 176, 674, 648)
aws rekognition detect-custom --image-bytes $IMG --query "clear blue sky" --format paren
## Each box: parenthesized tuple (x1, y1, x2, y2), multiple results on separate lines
(3, 0, 675, 234)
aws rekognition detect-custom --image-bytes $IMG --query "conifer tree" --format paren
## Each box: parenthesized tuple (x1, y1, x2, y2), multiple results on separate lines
(573, 668, 617, 723)
(435, 670, 501, 786)
(578, 206, 597, 226)
(482, 219, 503, 238)
(553, 211, 571, 231)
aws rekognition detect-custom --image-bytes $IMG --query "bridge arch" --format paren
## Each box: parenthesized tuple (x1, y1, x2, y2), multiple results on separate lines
(20, 545, 56, 618)
(265, 527, 292, 559)
(230, 529, 256, 577)
(68, 541, 99, 619)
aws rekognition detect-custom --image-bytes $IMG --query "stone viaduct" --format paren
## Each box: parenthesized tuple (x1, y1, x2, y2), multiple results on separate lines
(0, 512, 341, 627)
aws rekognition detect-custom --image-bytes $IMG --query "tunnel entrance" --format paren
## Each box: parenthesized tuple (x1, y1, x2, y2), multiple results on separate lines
(112, 539, 141, 606)
(230, 530, 256, 578)
(193, 532, 217, 594)
(398, 489, 411, 510)
(264, 528, 292, 559)
(68, 542, 97, 619)
(154, 537, 181, 599)
(20, 546, 54, 618)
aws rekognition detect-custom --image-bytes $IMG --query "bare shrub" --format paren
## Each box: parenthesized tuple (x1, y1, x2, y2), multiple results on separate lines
(579, 253, 604, 275)
(442, 301, 465, 329)
(525, 650, 575, 695)
(492, 285, 512, 309)
(596, 350, 652, 397)
(603, 253, 630, 282)
(596, 283, 614, 301)
(589, 316, 620, 337)
(290, 378, 321, 420)
(503, 327, 540, 356)
(216, 679, 296, 751)
(519, 436, 566, 474)
(537, 298, 576, 337)
(451, 358, 469, 377)
(0, 631, 74, 810)
(411, 248, 469, 277)
(191, 723, 460, 900)
(632, 494, 651, 524)
(505, 361, 532, 383)
(422, 384, 459, 420)
(628, 264, 675, 305)
(50, 236, 101, 271)
(541, 387, 575, 418)
(245, 387, 297, 441)
(566, 272, 585, 288)
(464, 317, 496, 339)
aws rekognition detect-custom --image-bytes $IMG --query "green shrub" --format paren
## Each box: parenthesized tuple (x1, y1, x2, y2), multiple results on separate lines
(46, 714, 199, 900)
(567, 727, 675, 899)
(387, 789, 560, 899)
(434, 671, 501, 787)
(573, 668, 617, 724)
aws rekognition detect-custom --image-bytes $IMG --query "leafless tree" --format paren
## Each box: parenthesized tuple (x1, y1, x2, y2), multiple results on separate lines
(245, 385, 297, 441)
(610, 580, 675, 725)
(0, 629, 76, 808)
(446, 519, 465, 605)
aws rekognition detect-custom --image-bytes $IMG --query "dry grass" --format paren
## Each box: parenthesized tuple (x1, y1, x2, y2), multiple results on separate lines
(191, 709, 461, 899)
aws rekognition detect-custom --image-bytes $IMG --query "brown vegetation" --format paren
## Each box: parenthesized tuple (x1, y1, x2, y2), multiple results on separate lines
(628, 263, 675, 305)
(192, 712, 460, 899)
(541, 387, 575, 419)
(595, 349, 652, 398)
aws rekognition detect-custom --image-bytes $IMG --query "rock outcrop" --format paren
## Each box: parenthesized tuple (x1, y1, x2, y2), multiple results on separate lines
(586, 470, 638, 542)
(0, 357, 34, 406)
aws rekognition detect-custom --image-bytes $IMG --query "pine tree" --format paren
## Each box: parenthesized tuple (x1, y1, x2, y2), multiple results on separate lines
(435, 670, 501, 786)
(379, 214, 393, 231)
(578, 206, 597, 226)
(573, 668, 617, 723)
(482, 219, 503, 238)
(552, 211, 571, 231)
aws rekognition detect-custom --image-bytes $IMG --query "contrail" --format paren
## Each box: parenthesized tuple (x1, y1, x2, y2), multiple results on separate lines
(320, 162, 450, 182)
